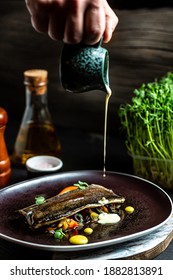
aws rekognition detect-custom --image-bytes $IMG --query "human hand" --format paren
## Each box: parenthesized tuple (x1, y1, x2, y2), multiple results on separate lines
(25, 0, 118, 44)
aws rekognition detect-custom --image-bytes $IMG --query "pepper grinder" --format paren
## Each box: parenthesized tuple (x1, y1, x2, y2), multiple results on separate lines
(0, 107, 11, 188)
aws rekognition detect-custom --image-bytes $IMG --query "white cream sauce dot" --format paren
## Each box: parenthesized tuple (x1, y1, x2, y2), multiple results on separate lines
(98, 213, 120, 224)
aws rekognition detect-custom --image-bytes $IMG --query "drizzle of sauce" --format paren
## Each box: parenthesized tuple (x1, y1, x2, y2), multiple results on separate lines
(103, 85, 112, 177)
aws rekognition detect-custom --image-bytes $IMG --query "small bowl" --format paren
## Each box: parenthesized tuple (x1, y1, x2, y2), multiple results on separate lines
(26, 155, 63, 178)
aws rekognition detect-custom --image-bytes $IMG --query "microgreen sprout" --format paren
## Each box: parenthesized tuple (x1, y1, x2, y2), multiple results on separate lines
(54, 228, 66, 240)
(35, 196, 45, 205)
(73, 181, 89, 190)
(119, 72, 173, 189)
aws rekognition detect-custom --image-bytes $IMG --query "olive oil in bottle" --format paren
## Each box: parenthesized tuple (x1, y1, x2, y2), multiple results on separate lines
(11, 69, 61, 166)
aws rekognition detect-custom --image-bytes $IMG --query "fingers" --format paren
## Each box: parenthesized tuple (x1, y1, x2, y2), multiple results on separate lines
(31, 12, 49, 33)
(25, 0, 118, 44)
(103, 1, 119, 43)
(25, 0, 49, 33)
(83, 0, 118, 45)
(48, 1, 66, 41)
(63, 0, 119, 44)
(48, 12, 65, 41)
(63, 0, 84, 44)
(84, 2, 105, 45)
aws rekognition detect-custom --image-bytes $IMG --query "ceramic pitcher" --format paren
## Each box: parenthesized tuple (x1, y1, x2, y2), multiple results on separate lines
(60, 39, 109, 93)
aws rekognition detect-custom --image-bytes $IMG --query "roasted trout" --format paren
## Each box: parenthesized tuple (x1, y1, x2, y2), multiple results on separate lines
(19, 184, 125, 229)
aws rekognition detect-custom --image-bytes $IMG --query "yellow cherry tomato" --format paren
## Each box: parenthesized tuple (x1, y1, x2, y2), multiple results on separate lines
(84, 227, 93, 235)
(125, 206, 134, 214)
(69, 235, 88, 245)
(89, 209, 99, 220)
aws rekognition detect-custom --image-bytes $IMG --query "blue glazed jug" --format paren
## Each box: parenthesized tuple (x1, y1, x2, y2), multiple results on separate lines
(60, 39, 109, 93)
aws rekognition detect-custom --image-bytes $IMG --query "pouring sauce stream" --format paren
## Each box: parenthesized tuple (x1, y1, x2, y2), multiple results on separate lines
(103, 85, 112, 177)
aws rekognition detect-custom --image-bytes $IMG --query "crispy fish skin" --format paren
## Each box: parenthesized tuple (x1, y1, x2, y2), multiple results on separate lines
(19, 184, 125, 229)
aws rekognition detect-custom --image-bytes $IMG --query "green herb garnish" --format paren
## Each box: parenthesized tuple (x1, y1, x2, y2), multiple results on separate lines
(35, 196, 45, 205)
(73, 181, 89, 190)
(54, 228, 65, 240)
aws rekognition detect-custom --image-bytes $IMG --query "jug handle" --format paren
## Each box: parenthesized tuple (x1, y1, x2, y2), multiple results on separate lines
(92, 36, 103, 48)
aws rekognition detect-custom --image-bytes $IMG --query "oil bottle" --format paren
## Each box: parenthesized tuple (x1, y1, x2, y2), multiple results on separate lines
(11, 69, 61, 166)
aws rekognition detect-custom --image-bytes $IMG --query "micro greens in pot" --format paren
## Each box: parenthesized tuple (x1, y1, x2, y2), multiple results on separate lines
(119, 72, 173, 189)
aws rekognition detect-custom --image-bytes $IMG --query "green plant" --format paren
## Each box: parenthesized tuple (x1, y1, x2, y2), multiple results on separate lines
(119, 72, 173, 189)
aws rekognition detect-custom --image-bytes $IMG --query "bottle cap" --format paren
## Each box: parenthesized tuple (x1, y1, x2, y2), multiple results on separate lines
(24, 69, 48, 95)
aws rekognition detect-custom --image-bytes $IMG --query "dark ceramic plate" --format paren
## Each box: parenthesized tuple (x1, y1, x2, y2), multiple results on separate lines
(0, 171, 172, 252)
